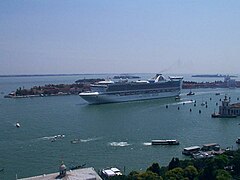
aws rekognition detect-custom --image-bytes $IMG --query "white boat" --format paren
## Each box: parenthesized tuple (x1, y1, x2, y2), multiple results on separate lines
(151, 139, 179, 145)
(187, 90, 195, 96)
(16, 122, 20, 128)
(79, 74, 183, 104)
(182, 146, 201, 156)
(100, 167, 122, 179)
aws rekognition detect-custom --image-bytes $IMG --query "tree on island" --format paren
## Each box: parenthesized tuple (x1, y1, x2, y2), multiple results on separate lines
(168, 157, 180, 170)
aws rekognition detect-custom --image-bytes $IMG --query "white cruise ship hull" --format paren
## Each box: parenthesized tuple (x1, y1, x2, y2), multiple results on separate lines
(79, 91, 180, 104)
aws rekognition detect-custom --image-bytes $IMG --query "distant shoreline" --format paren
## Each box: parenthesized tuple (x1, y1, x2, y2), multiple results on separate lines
(0, 74, 94, 78)
(192, 74, 238, 78)
(0, 73, 144, 78)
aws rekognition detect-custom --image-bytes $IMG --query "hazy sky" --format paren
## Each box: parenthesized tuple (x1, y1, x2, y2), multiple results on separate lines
(1, 0, 240, 75)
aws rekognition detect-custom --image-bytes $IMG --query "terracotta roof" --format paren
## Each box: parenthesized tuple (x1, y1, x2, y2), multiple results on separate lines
(230, 103, 240, 108)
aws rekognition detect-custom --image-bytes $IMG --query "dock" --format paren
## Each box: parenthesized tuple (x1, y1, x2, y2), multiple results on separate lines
(18, 167, 102, 180)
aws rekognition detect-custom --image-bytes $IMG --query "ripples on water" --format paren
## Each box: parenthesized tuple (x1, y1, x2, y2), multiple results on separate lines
(80, 137, 102, 142)
(109, 142, 131, 147)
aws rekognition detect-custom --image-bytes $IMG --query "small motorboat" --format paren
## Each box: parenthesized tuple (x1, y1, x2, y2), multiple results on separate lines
(211, 112, 220, 118)
(16, 122, 20, 128)
(187, 91, 195, 96)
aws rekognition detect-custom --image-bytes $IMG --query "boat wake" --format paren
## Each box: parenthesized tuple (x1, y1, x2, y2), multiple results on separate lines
(143, 142, 152, 146)
(172, 100, 194, 106)
(109, 142, 130, 147)
(39, 136, 57, 140)
(80, 137, 102, 142)
(38, 134, 65, 141)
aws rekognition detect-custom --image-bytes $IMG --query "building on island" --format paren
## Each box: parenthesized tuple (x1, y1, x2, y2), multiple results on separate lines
(224, 76, 236, 88)
(212, 96, 240, 118)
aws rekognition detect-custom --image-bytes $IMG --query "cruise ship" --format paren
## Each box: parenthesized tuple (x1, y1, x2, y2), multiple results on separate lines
(79, 74, 183, 104)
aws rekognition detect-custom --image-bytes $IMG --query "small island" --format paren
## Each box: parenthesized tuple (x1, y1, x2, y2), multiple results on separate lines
(4, 78, 103, 98)
(4, 76, 240, 98)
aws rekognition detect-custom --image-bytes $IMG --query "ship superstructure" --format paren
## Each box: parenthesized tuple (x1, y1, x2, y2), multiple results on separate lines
(79, 74, 183, 104)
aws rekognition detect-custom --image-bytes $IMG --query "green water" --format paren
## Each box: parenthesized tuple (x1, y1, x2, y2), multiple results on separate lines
(1, 76, 240, 179)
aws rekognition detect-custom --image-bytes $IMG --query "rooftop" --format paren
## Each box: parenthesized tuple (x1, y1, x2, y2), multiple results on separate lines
(18, 167, 102, 180)
(230, 103, 240, 108)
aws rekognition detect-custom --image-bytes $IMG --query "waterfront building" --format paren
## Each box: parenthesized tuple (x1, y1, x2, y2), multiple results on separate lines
(224, 76, 236, 88)
(214, 96, 240, 117)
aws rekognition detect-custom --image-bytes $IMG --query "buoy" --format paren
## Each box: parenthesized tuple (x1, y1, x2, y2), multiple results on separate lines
(210, 98, 212, 100)
(194, 104, 196, 107)
(166, 105, 168, 108)
(190, 109, 192, 112)
(199, 110, 201, 114)
(177, 107, 180, 110)
(216, 103, 218, 106)
(206, 105, 208, 108)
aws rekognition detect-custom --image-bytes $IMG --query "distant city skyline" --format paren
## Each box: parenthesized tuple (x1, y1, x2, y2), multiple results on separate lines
(1, 0, 240, 75)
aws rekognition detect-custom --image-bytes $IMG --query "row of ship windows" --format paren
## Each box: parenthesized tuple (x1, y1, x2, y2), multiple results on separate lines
(107, 88, 179, 96)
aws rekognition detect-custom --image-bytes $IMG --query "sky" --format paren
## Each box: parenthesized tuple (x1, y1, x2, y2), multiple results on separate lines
(0, 0, 240, 75)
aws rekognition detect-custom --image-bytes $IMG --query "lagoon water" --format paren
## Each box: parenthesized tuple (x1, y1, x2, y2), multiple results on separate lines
(1, 74, 240, 179)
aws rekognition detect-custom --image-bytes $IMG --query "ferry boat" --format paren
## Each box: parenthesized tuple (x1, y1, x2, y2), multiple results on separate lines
(151, 139, 179, 145)
(79, 74, 183, 104)
(182, 146, 201, 156)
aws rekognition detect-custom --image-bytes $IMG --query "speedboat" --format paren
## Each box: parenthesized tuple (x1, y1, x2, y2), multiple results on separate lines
(16, 122, 20, 128)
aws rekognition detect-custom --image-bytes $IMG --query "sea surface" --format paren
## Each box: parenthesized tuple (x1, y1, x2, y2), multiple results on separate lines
(1, 73, 240, 179)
